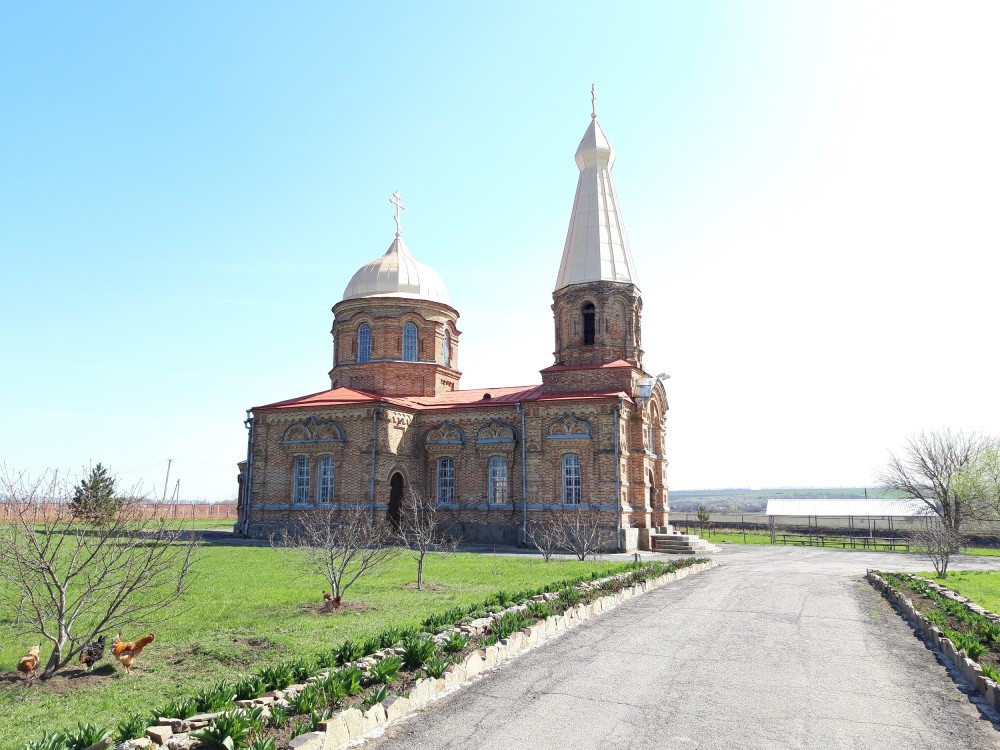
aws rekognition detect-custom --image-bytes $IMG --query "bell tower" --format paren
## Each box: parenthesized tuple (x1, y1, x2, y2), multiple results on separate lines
(549, 90, 643, 372)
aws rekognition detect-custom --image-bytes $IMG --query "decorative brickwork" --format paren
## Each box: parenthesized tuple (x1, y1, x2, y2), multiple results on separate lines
(330, 297, 461, 397)
(239, 110, 669, 551)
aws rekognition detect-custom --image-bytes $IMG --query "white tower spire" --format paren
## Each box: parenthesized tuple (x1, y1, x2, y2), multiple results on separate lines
(554, 89, 639, 292)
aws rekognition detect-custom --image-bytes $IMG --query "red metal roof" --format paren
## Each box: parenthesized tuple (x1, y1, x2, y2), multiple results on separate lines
(253, 387, 379, 411)
(254, 383, 632, 412)
(538, 359, 633, 373)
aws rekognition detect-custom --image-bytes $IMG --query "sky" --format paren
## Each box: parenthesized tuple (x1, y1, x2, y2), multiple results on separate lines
(1, 2, 998, 501)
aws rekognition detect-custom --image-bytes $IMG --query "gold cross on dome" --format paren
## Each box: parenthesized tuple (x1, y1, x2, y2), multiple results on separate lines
(390, 191, 406, 237)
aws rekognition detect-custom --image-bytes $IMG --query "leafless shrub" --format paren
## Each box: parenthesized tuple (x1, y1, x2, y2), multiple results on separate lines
(526, 518, 565, 562)
(276, 507, 396, 606)
(562, 506, 605, 561)
(910, 518, 962, 578)
(0, 467, 198, 679)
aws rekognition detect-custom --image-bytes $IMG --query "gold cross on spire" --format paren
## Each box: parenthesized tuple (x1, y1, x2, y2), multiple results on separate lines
(390, 190, 406, 237)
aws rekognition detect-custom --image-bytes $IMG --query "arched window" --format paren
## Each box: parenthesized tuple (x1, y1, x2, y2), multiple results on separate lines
(488, 456, 508, 504)
(582, 303, 595, 346)
(316, 456, 335, 503)
(358, 323, 372, 363)
(442, 330, 451, 368)
(292, 456, 310, 504)
(403, 323, 418, 362)
(436, 457, 455, 504)
(562, 454, 582, 504)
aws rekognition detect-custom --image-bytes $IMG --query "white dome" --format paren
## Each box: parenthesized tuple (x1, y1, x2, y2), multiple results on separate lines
(342, 237, 451, 304)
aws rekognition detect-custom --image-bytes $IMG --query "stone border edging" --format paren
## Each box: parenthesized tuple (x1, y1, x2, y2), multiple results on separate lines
(866, 570, 1000, 714)
(283, 559, 720, 750)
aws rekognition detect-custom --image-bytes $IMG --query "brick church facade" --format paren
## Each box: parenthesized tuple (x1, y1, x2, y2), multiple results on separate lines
(236, 106, 669, 551)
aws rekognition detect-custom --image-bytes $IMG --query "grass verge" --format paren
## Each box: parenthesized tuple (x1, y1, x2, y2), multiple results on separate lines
(916, 569, 1000, 614)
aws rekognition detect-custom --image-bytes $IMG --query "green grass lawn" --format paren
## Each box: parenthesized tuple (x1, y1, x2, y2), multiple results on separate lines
(698, 530, 772, 545)
(916, 569, 1000, 614)
(0, 545, 622, 750)
(159, 518, 237, 530)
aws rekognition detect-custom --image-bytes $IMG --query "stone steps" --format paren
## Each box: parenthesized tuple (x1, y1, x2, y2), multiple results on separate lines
(651, 533, 720, 555)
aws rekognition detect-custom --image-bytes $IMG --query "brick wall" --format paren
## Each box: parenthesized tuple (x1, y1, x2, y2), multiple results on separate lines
(330, 297, 461, 396)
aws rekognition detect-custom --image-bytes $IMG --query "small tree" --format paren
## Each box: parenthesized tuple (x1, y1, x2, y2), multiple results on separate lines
(526, 517, 565, 562)
(278, 508, 396, 606)
(911, 518, 961, 578)
(0, 468, 197, 678)
(696, 504, 710, 534)
(396, 491, 458, 589)
(70, 463, 121, 523)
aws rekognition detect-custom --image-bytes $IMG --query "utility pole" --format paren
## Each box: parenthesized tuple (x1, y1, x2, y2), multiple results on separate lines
(162, 459, 173, 503)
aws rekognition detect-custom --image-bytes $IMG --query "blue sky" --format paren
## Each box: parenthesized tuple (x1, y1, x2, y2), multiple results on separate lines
(2, 2, 997, 500)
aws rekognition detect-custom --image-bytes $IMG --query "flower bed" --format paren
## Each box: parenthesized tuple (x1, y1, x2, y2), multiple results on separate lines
(867, 570, 1000, 712)
(25, 558, 714, 750)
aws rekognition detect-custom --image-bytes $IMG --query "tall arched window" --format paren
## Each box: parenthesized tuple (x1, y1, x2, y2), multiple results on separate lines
(488, 456, 508, 504)
(403, 323, 418, 361)
(316, 456, 335, 503)
(562, 454, 582, 504)
(292, 456, 310, 504)
(358, 323, 371, 362)
(436, 457, 455, 504)
(442, 330, 451, 368)
(582, 303, 595, 346)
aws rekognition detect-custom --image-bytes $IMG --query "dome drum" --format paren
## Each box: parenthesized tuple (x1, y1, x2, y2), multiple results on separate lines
(330, 295, 460, 397)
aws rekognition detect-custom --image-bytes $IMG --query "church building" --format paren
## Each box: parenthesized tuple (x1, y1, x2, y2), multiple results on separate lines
(236, 103, 669, 551)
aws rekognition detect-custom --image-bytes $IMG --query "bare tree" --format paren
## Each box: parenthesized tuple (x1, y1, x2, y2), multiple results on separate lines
(562, 506, 606, 561)
(878, 430, 989, 543)
(396, 491, 457, 589)
(0, 468, 197, 679)
(911, 518, 961, 578)
(277, 507, 397, 606)
(526, 517, 565, 562)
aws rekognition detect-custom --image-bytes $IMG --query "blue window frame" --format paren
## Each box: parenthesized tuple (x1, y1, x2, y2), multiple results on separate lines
(403, 322, 418, 361)
(358, 323, 371, 362)
(316, 456, 334, 503)
(488, 456, 508, 503)
(436, 457, 455, 504)
(562, 454, 582, 504)
(293, 456, 310, 504)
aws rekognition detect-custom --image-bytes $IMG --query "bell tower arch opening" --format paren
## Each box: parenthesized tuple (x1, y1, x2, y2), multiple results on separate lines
(582, 302, 595, 345)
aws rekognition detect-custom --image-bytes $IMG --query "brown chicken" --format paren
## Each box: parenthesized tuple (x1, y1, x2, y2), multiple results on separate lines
(112, 633, 154, 674)
(17, 645, 41, 679)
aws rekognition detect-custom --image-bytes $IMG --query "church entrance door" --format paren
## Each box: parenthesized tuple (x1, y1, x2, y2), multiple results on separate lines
(388, 472, 404, 530)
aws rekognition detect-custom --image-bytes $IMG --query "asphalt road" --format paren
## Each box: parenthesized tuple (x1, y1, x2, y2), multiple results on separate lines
(366, 545, 1000, 750)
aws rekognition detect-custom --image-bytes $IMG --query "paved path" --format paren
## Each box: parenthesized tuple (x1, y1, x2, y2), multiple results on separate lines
(367, 546, 1000, 750)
